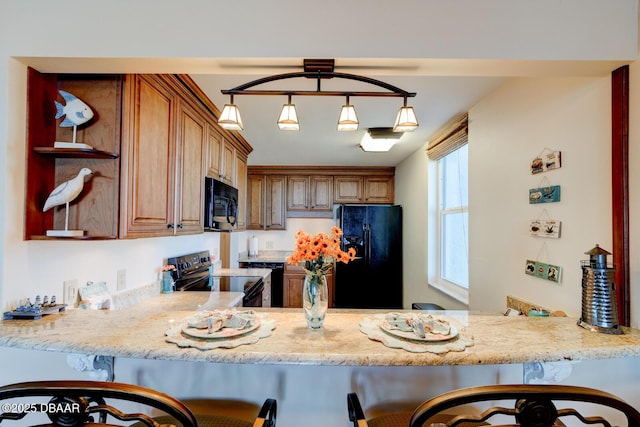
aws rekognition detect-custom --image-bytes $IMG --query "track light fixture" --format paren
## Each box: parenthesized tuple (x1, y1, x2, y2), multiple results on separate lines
(337, 96, 359, 131)
(277, 95, 300, 131)
(218, 59, 418, 132)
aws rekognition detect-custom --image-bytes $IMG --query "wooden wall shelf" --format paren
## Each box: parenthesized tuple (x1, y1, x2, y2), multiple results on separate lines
(33, 147, 119, 159)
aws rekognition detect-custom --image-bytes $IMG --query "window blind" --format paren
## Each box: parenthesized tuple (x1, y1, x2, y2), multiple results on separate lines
(426, 113, 468, 161)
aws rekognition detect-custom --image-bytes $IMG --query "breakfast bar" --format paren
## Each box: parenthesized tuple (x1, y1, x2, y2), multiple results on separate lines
(2, 295, 640, 427)
(1, 299, 640, 366)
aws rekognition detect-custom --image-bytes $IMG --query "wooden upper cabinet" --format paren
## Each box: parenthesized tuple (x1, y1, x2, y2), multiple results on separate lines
(121, 75, 206, 238)
(206, 124, 222, 180)
(121, 74, 177, 238)
(287, 175, 333, 216)
(235, 153, 247, 229)
(174, 99, 206, 234)
(247, 174, 286, 230)
(364, 175, 394, 203)
(334, 175, 394, 204)
(220, 141, 235, 185)
(334, 176, 364, 203)
(287, 176, 310, 211)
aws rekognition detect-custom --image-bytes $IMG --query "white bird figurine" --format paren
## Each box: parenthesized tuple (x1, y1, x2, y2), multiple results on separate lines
(43, 168, 93, 212)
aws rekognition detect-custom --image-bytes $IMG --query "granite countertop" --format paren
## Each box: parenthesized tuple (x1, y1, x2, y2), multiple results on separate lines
(2, 306, 640, 366)
(237, 251, 291, 263)
(213, 268, 272, 278)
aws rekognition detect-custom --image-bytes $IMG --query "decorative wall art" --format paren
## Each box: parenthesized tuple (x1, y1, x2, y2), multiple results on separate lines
(529, 185, 561, 204)
(525, 260, 562, 283)
(531, 148, 562, 174)
(529, 219, 561, 238)
(529, 176, 560, 204)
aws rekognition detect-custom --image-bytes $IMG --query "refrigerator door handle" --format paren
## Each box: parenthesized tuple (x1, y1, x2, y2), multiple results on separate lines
(365, 223, 371, 266)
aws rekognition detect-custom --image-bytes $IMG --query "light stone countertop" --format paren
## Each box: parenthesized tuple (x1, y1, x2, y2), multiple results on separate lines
(2, 306, 640, 366)
(237, 251, 291, 263)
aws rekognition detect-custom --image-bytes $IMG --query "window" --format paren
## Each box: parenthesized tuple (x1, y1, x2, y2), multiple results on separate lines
(438, 145, 469, 289)
(427, 114, 469, 304)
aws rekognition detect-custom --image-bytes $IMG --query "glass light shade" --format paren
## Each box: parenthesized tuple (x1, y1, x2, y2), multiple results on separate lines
(337, 104, 359, 131)
(218, 103, 243, 130)
(277, 103, 300, 131)
(393, 105, 418, 132)
(359, 133, 398, 152)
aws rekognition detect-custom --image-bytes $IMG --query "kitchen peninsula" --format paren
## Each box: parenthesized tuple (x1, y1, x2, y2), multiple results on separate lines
(1, 301, 640, 366)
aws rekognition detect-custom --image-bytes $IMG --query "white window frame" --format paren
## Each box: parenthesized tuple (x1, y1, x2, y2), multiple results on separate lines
(428, 146, 469, 305)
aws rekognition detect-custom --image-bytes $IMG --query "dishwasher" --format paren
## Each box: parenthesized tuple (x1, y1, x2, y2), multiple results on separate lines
(239, 261, 284, 307)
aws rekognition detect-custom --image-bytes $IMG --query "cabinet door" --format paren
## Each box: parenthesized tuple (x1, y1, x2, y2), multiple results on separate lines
(310, 176, 333, 211)
(220, 140, 235, 184)
(235, 153, 247, 229)
(283, 272, 304, 307)
(121, 74, 176, 238)
(364, 176, 394, 203)
(175, 100, 206, 234)
(287, 176, 309, 211)
(334, 176, 363, 203)
(206, 124, 222, 179)
(266, 175, 286, 230)
(247, 175, 265, 229)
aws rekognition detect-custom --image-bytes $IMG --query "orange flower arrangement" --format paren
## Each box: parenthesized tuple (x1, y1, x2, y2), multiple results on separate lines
(287, 226, 356, 277)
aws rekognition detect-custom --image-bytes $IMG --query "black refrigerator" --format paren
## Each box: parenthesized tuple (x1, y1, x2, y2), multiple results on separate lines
(335, 204, 402, 309)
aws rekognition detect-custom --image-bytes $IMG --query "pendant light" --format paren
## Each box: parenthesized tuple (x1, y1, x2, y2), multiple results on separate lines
(277, 95, 300, 131)
(217, 95, 243, 130)
(337, 96, 359, 131)
(393, 97, 419, 132)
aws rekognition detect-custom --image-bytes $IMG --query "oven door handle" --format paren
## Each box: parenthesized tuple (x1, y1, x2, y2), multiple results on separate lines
(176, 270, 211, 291)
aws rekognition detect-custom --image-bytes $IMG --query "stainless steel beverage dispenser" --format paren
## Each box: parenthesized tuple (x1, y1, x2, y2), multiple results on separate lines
(577, 244, 622, 334)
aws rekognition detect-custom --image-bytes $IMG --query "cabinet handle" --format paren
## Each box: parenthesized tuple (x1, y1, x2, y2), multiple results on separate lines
(177, 223, 184, 229)
(167, 224, 174, 229)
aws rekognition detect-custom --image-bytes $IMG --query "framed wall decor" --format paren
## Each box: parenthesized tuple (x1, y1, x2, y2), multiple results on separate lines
(525, 259, 562, 283)
(531, 148, 561, 174)
(529, 219, 561, 238)
(529, 185, 561, 204)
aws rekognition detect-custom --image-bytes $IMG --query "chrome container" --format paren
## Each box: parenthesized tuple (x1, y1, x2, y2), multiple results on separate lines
(577, 244, 622, 334)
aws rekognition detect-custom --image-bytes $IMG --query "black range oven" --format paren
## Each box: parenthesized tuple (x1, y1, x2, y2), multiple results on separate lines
(167, 250, 264, 307)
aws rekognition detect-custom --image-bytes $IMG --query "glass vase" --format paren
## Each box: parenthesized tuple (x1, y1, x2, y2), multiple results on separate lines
(303, 273, 329, 329)
(162, 271, 175, 294)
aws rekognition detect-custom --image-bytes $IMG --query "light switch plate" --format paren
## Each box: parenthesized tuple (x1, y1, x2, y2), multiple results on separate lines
(117, 269, 126, 291)
(63, 279, 78, 306)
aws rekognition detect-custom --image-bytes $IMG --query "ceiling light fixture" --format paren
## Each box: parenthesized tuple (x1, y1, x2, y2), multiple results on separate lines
(393, 97, 419, 132)
(218, 59, 417, 132)
(337, 96, 359, 131)
(277, 95, 300, 131)
(360, 127, 404, 152)
(218, 95, 243, 130)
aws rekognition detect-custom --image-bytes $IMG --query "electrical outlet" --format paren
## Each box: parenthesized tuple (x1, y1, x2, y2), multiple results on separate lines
(63, 279, 78, 306)
(117, 269, 127, 291)
(266, 240, 274, 249)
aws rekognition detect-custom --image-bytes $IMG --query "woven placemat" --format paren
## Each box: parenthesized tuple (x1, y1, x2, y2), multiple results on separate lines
(165, 313, 276, 350)
(359, 313, 473, 354)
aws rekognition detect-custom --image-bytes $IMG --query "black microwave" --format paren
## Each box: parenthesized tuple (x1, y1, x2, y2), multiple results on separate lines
(204, 177, 238, 231)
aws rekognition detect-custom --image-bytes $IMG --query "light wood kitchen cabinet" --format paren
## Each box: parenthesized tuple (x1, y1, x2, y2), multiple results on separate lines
(120, 74, 205, 238)
(364, 175, 394, 203)
(247, 174, 286, 230)
(334, 175, 394, 204)
(25, 71, 252, 240)
(206, 126, 236, 186)
(235, 152, 247, 229)
(283, 264, 334, 308)
(287, 175, 333, 217)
